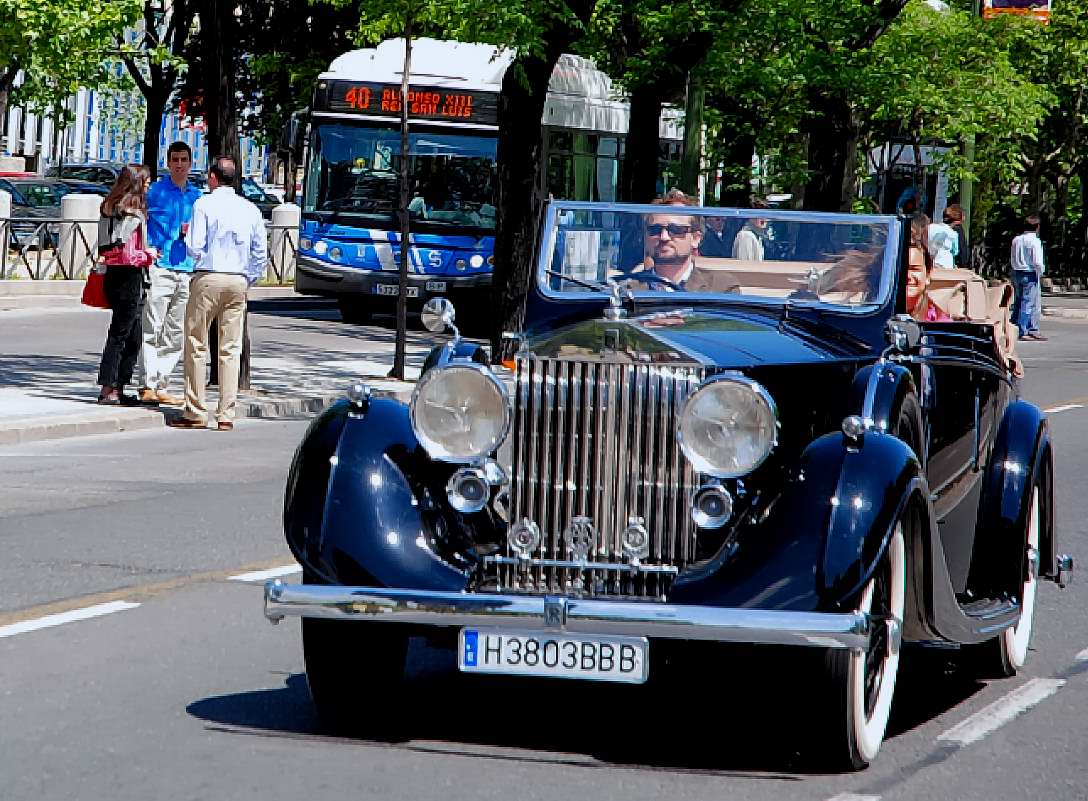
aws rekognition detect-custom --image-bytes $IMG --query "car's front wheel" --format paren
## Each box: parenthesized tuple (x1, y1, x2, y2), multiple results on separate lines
(302, 617, 409, 737)
(822, 521, 906, 770)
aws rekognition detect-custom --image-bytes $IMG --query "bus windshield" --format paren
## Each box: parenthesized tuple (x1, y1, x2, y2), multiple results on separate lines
(304, 121, 498, 231)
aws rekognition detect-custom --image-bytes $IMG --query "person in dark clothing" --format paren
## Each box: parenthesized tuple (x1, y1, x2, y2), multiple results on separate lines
(96, 165, 155, 405)
(699, 216, 732, 257)
(944, 204, 968, 268)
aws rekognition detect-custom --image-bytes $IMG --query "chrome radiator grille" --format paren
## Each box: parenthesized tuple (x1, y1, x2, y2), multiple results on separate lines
(486, 357, 704, 600)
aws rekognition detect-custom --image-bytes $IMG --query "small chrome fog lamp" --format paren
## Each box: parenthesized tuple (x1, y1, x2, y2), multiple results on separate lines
(508, 519, 542, 559)
(621, 517, 650, 560)
(692, 483, 734, 529)
(446, 467, 489, 513)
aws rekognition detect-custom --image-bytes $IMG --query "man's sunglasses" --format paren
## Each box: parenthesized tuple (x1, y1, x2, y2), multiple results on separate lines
(646, 223, 693, 237)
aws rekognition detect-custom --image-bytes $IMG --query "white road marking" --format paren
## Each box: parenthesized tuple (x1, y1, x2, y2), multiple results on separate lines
(227, 564, 301, 583)
(825, 795, 881, 801)
(0, 600, 140, 639)
(937, 678, 1066, 746)
(1044, 404, 1084, 414)
(1074, 647, 1088, 663)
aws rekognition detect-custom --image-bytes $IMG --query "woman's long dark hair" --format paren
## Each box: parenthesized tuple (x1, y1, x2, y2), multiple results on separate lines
(101, 164, 150, 217)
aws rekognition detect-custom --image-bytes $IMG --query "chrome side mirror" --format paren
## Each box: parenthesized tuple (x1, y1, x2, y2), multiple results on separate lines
(422, 297, 456, 333)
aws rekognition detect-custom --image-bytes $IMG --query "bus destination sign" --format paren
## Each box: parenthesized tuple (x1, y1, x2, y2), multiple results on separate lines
(323, 81, 500, 126)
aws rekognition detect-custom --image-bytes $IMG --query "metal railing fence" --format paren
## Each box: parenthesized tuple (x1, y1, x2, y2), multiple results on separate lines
(0, 217, 299, 285)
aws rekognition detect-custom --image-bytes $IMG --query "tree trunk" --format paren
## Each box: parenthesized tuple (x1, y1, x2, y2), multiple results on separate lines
(491, 51, 564, 360)
(713, 127, 756, 207)
(679, 70, 704, 199)
(143, 89, 169, 180)
(0, 66, 17, 146)
(802, 92, 858, 212)
(620, 84, 665, 204)
(201, 0, 240, 168)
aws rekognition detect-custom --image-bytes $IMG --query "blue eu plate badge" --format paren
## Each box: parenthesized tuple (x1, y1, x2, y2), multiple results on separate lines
(462, 629, 479, 667)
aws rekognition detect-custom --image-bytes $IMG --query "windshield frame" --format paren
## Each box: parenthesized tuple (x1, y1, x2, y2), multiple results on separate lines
(303, 117, 498, 236)
(535, 200, 903, 316)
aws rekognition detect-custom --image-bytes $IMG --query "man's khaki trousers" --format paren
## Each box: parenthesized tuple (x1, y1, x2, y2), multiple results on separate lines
(182, 272, 248, 424)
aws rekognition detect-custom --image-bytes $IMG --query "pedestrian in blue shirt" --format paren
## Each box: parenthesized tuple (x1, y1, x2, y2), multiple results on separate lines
(136, 141, 203, 406)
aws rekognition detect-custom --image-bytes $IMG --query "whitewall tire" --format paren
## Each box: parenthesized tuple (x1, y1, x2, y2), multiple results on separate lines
(825, 522, 906, 770)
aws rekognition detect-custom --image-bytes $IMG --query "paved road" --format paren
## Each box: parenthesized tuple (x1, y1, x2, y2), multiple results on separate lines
(1, 320, 1086, 800)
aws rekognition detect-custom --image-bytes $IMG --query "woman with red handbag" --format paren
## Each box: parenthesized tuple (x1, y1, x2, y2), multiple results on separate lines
(95, 165, 157, 405)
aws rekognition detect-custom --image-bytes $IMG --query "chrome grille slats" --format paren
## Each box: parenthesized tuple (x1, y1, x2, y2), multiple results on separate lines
(501, 356, 703, 600)
(538, 359, 554, 590)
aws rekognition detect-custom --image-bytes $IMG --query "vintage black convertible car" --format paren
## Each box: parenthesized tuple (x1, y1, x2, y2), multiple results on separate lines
(264, 201, 1072, 769)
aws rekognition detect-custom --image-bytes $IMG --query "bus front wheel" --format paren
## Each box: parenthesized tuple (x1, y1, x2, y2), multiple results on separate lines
(338, 297, 373, 325)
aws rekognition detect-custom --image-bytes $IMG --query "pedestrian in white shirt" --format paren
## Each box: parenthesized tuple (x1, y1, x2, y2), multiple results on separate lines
(1010, 214, 1046, 341)
(927, 217, 958, 269)
(169, 155, 267, 431)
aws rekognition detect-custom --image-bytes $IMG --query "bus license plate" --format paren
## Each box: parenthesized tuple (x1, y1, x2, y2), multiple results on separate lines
(424, 281, 446, 292)
(373, 284, 418, 297)
(458, 629, 648, 684)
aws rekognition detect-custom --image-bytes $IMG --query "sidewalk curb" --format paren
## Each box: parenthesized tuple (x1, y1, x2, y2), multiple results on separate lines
(0, 384, 417, 447)
(1043, 306, 1088, 320)
(0, 409, 162, 445)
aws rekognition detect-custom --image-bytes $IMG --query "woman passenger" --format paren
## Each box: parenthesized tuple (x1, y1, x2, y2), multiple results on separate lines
(906, 213, 952, 322)
(95, 165, 156, 405)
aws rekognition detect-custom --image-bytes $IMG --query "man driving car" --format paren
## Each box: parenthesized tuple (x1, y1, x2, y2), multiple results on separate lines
(620, 190, 740, 293)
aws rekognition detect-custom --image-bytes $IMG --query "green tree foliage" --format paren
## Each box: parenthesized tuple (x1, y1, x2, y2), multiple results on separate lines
(0, 0, 143, 130)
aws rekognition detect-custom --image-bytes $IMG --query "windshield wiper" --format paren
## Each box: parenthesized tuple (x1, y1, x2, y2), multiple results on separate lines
(544, 268, 612, 294)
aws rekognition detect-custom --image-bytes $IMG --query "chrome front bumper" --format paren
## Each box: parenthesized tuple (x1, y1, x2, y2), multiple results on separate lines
(264, 581, 872, 651)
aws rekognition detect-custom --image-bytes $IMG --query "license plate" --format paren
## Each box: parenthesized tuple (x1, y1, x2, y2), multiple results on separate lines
(373, 284, 418, 297)
(424, 280, 446, 292)
(458, 628, 648, 684)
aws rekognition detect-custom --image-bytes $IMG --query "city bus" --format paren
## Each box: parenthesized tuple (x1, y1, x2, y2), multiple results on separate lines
(295, 37, 681, 323)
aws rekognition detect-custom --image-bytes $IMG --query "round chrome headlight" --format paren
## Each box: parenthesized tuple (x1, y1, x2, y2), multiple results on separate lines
(410, 364, 510, 462)
(677, 376, 777, 478)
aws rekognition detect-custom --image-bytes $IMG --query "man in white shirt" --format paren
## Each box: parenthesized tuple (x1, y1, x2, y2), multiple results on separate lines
(169, 155, 267, 430)
(1010, 214, 1046, 341)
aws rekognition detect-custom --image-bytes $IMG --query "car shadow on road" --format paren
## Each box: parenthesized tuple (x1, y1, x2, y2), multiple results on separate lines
(186, 640, 987, 777)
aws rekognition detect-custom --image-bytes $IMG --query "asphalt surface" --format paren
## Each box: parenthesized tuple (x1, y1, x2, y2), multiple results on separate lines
(1, 317, 1087, 800)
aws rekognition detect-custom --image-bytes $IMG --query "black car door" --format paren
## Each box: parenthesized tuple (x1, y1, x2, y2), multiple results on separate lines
(920, 323, 989, 596)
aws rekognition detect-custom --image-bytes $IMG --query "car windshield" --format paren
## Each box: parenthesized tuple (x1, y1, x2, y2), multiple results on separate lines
(541, 202, 900, 310)
(304, 121, 497, 231)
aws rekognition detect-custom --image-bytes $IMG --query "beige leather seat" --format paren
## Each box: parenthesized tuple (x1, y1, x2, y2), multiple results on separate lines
(928, 268, 1022, 377)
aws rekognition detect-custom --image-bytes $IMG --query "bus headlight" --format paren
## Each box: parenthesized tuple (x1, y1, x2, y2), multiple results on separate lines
(299, 237, 313, 250)
(677, 376, 777, 478)
(410, 364, 511, 462)
(329, 246, 343, 262)
(469, 254, 484, 268)
(314, 241, 328, 255)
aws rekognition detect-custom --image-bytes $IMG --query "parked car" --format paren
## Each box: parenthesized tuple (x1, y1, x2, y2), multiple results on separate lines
(189, 172, 277, 219)
(46, 161, 127, 186)
(0, 177, 68, 249)
(263, 201, 1072, 769)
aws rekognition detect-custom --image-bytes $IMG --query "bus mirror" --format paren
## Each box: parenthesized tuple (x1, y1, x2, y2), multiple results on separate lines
(278, 110, 308, 160)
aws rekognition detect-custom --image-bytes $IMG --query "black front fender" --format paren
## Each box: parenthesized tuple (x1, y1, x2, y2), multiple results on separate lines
(283, 397, 470, 591)
(672, 430, 924, 614)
